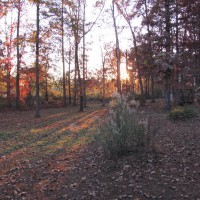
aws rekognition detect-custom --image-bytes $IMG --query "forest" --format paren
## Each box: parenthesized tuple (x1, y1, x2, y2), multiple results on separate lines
(0, 0, 200, 199)
(0, 0, 199, 114)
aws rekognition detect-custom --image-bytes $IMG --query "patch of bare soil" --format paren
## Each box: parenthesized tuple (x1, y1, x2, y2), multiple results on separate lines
(0, 103, 200, 200)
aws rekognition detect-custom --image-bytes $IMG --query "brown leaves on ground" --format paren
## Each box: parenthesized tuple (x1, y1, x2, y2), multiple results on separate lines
(0, 103, 200, 200)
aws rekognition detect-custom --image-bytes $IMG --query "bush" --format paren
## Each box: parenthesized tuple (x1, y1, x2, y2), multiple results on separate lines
(170, 105, 197, 120)
(87, 95, 112, 103)
(94, 94, 149, 158)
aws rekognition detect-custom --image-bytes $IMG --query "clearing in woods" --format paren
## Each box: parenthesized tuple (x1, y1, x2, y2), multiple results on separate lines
(0, 104, 107, 199)
(0, 101, 200, 200)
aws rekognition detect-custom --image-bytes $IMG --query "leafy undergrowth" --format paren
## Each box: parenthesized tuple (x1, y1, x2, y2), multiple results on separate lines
(169, 105, 197, 120)
(0, 102, 200, 200)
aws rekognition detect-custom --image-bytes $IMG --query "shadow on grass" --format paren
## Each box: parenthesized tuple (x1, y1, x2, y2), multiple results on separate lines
(0, 106, 107, 161)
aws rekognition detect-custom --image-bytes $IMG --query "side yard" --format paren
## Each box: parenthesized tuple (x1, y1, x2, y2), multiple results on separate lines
(0, 102, 200, 200)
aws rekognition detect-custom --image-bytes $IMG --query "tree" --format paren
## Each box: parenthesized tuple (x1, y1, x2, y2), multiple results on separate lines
(143, 0, 155, 102)
(16, 0, 23, 109)
(35, 0, 40, 118)
(82, 0, 87, 107)
(115, 0, 145, 103)
(112, 0, 121, 94)
(67, 45, 72, 104)
(69, 1, 84, 111)
(4, 15, 14, 108)
(40, 42, 53, 102)
(99, 42, 110, 106)
(61, 0, 67, 107)
(66, 0, 105, 111)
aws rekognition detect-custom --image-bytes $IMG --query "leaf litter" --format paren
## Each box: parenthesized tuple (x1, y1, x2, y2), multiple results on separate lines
(0, 103, 200, 199)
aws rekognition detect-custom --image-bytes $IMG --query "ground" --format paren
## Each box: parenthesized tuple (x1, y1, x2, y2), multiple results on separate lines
(0, 101, 200, 200)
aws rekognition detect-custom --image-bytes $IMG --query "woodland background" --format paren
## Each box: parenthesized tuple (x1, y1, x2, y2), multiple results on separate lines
(0, 0, 200, 115)
(1, 1, 200, 199)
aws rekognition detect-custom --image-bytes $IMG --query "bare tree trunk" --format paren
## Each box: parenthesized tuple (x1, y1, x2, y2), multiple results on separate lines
(174, 0, 180, 105)
(112, 0, 121, 94)
(73, 65, 77, 106)
(45, 56, 49, 102)
(71, 0, 83, 111)
(102, 62, 106, 106)
(115, 1, 144, 102)
(82, 0, 87, 107)
(125, 50, 129, 95)
(45, 76, 48, 102)
(145, 76, 149, 98)
(100, 43, 106, 106)
(151, 75, 155, 102)
(5, 16, 12, 108)
(35, 0, 40, 118)
(145, 1, 155, 103)
(68, 49, 72, 104)
(6, 37, 11, 108)
(74, 40, 83, 111)
(102, 55, 106, 106)
(16, 0, 21, 109)
(144, 0, 155, 103)
(61, 0, 67, 107)
(164, 0, 171, 111)
(130, 27, 145, 104)
(6, 65, 11, 108)
(130, 66, 134, 93)
(175, 1, 179, 56)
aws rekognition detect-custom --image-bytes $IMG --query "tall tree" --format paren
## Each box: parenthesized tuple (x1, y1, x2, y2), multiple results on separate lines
(164, 0, 171, 111)
(112, 0, 121, 94)
(144, 0, 155, 102)
(115, 0, 144, 103)
(99, 42, 109, 106)
(68, 46, 72, 104)
(70, 0, 84, 111)
(35, 0, 40, 118)
(16, 0, 22, 109)
(82, 0, 87, 107)
(61, 0, 67, 107)
(66, 0, 105, 111)
(4, 15, 14, 108)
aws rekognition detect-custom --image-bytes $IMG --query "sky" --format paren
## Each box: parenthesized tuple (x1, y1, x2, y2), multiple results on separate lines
(84, 0, 142, 79)
(0, 0, 141, 80)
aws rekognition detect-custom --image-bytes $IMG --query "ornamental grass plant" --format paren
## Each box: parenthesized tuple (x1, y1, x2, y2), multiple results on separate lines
(95, 94, 151, 158)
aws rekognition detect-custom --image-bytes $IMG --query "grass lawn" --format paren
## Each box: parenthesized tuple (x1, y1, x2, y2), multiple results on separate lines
(1, 101, 200, 200)
(0, 103, 107, 174)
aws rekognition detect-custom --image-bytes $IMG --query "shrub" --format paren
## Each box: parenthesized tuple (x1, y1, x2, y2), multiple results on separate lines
(170, 105, 197, 120)
(94, 94, 149, 158)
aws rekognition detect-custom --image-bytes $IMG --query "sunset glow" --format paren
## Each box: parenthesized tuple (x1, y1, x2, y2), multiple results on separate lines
(121, 70, 129, 80)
